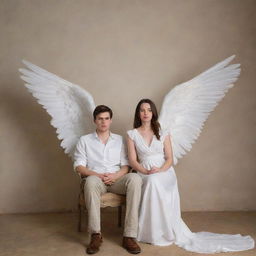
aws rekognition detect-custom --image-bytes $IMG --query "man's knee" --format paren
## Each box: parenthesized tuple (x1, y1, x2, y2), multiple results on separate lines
(125, 173, 142, 188)
(84, 175, 103, 191)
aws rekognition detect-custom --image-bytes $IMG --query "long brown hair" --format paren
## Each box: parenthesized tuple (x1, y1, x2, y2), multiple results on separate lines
(133, 99, 161, 140)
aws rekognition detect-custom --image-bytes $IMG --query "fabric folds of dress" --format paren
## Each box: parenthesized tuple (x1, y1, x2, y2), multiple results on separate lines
(127, 129, 254, 253)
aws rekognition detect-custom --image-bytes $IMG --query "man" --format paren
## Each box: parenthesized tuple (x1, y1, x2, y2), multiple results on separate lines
(74, 105, 142, 254)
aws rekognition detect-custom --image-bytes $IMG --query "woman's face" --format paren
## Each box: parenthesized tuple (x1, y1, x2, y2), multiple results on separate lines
(139, 103, 153, 123)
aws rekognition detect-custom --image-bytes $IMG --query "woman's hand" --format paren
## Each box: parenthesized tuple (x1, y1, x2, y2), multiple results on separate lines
(148, 166, 162, 175)
(139, 169, 150, 175)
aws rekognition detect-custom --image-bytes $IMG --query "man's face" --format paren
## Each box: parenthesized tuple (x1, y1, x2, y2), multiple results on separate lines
(94, 112, 112, 133)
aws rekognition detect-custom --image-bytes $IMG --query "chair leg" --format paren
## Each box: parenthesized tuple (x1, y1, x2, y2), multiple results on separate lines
(118, 205, 122, 227)
(78, 204, 82, 232)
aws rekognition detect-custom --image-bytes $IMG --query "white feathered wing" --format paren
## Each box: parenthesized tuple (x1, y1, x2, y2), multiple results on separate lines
(19, 60, 96, 158)
(159, 55, 240, 165)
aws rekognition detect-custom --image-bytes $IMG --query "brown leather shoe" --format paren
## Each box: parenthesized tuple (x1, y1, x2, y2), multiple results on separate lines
(122, 237, 141, 254)
(86, 233, 103, 254)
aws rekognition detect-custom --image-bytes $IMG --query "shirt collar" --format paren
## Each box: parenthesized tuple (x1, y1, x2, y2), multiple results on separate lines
(93, 131, 114, 141)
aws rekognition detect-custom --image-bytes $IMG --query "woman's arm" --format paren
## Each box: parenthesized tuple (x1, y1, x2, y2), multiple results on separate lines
(149, 135, 173, 174)
(127, 135, 149, 175)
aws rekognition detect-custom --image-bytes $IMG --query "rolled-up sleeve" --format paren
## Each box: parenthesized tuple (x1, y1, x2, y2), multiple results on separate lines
(120, 138, 129, 166)
(73, 137, 87, 171)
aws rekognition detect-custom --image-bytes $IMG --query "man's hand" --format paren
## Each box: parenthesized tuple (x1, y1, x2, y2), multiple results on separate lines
(102, 173, 118, 185)
(97, 173, 105, 180)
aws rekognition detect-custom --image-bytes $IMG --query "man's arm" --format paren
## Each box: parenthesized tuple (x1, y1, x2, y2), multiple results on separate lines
(73, 137, 103, 179)
(76, 165, 129, 185)
(102, 136, 130, 184)
(75, 165, 104, 179)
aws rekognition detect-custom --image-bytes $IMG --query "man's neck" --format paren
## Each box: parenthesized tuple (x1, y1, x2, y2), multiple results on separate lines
(96, 129, 111, 144)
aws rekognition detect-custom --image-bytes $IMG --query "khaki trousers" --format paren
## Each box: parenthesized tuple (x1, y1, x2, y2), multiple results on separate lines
(84, 173, 142, 238)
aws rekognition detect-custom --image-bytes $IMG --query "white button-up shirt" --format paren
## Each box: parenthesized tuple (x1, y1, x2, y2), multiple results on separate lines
(73, 132, 129, 174)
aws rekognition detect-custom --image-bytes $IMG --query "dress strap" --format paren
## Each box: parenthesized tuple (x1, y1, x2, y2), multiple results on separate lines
(127, 129, 135, 141)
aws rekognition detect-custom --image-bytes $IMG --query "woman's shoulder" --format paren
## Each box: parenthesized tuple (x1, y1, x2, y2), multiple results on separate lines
(159, 128, 170, 140)
(127, 129, 136, 140)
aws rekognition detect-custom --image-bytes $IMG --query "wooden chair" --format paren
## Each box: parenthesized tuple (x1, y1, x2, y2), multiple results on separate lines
(78, 177, 126, 232)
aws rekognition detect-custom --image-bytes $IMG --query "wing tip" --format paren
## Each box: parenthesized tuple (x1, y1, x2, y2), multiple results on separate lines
(22, 59, 30, 65)
(224, 55, 236, 66)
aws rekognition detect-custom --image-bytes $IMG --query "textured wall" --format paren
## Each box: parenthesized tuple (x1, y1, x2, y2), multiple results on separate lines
(0, 0, 255, 213)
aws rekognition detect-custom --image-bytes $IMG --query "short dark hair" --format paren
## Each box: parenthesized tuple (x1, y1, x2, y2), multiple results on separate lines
(93, 105, 113, 120)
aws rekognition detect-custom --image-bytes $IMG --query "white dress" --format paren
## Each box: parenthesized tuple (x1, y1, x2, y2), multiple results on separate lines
(127, 129, 254, 253)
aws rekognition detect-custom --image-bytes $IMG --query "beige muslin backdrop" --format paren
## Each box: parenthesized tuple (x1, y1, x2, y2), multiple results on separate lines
(0, 0, 255, 213)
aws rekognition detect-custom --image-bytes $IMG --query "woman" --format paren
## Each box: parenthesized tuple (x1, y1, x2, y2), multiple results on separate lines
(126, 99, 254, 253)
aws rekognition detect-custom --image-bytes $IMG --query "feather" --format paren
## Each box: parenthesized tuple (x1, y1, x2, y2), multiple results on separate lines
(159, 56, 240, 165)
(19, 60, 96, 158)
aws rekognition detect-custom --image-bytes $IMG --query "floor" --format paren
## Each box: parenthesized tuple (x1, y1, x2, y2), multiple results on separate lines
(0, 210, 255, 256)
